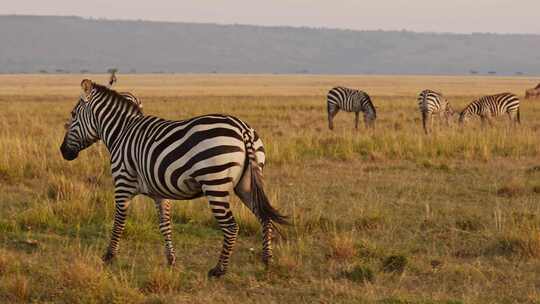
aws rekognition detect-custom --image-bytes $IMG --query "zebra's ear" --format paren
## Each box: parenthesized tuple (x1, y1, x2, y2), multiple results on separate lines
(81, 79, 93, 101)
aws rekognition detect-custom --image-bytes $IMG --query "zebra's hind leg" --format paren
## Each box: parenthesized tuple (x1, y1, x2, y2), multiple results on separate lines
(154, 199, 176, 266)
(204, 186, 238, 277)
(235, 184, 274, 268)
(507, 111, 519, 126)
(422, 111, 430, 134)
(234, 162, 287, 269)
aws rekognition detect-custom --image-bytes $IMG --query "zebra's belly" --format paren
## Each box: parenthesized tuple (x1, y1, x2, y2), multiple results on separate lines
(342, 105, 362, 112)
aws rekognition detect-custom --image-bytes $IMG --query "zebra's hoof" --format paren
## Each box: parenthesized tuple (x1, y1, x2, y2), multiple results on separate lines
(102, 250, 115, 264)
(207, 266, 226, 278)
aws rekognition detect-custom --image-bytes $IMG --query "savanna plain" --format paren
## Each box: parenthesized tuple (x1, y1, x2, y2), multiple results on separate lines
(0, 74, 539, 304)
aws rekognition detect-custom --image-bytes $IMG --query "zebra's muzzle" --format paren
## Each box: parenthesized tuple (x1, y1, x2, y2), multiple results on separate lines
(60, 142, 78, 161)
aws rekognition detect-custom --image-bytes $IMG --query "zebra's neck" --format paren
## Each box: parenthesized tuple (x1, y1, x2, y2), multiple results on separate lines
(463, 101, 479, 116)
(91, 94, 142, 154)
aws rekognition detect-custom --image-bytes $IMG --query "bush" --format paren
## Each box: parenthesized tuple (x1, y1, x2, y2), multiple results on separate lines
(382, 255, 408, 273)
(341, 265, 375, 283)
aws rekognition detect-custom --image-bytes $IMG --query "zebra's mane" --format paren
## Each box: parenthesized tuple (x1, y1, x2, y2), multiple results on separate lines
(92, 83, 143, 115)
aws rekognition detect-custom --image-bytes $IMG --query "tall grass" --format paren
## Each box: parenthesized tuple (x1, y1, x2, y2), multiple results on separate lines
(0, 74, 539, 303)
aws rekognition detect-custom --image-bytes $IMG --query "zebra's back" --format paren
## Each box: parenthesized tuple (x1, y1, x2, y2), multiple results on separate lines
(460, 92, 520, 125)
(471, 93, 520, 115)
(327, 86, 373, 113)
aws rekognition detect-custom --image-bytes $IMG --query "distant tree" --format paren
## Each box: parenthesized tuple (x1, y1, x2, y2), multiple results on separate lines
(469, 70, 479, 75)
(55, 69, 65, 73)
(80, 69, 89, 73)
(107, 68, 118, 74)
(515, 72, 524, 76)
(38, 69, 48, 74)
(488, 71, 497, 75)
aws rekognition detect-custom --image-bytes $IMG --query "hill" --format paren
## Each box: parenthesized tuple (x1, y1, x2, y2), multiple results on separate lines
(1, 15, 539, 75)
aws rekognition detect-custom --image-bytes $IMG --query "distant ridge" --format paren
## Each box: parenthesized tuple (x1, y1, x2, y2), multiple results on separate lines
(1, 15, 539, 75)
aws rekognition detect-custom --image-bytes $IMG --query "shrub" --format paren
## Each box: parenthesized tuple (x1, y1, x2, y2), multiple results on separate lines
(382, 255, 408, 273)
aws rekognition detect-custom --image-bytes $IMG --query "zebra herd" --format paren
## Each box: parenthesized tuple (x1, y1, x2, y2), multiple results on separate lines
(60, 76, 522, 277)
(327, 86, 521, 134)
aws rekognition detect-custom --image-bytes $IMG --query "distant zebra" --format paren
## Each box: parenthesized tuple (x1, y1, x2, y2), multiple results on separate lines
(327, 87, 376, 130)
(417, 89, 454, 134)
(60, 79, 287, 277)
(106, 71, 143, 111)
(459, 93, 520, 126)
(107, 70, 117, 88)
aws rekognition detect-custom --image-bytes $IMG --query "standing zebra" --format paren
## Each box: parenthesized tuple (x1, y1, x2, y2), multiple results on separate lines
(106, 71, 143, 111)
(327, 86, 376, 130)
(107, 70, 117, 88)
(60, 79, 287, 277)
(417, 89, 454, 134)
(459, 93, 520, 126)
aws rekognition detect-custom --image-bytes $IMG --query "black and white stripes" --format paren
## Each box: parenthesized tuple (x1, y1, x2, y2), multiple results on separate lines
(459, 93, 520, 126)
(60, 79, 287, 277)
(417, 89, 454, 134)
(327, 86, 376, 130)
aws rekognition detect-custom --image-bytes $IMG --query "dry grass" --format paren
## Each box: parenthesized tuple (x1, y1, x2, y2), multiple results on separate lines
(0, 74, 540, 303)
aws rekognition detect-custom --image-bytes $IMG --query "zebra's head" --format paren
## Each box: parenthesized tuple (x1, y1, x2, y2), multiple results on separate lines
(458, 110, 470, 125)
(364, 107, 376, 128)
(60, 79, 100, 161)
(444, 103, 456, 118)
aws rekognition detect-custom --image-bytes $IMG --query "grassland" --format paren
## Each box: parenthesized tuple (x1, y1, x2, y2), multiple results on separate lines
(0, 74, 539, 303)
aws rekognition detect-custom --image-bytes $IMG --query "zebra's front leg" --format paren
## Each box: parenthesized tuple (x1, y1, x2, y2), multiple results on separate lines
(102, 196, 132, 263)
(328, 107, 339, 130)
(155, 199, 176, 266)
(480, 116, 487, 128)
(354, 112, 360, 130)
(205, 188, 238, 277)
(486, 116, 494, 127)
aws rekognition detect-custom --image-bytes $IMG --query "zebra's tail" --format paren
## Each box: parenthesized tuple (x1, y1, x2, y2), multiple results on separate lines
(243, 131, 288, 227)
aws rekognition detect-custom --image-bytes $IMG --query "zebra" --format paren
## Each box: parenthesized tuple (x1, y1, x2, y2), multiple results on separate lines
(327, 86, 376, 130)
(107, 70, 117, 88)
(459, 93, 520, 126)
(417, 89, 454, 134)
(106, 71, 143, 111)
(60, 79, 287, 277)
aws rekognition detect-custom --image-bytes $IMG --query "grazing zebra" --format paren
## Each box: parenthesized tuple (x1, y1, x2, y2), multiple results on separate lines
(60, 79, 287, 277)
(459, 93, 520, 126)
(327, 86, 376, 130)
(417, 89, 454, 134)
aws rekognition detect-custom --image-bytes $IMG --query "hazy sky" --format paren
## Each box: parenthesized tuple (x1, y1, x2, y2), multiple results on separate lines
(4, 0, 540, 34)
